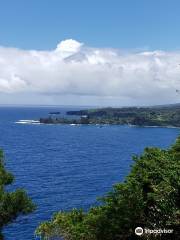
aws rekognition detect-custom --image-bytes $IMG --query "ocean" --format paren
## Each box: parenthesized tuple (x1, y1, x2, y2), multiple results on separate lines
(0, 106, 179, 239)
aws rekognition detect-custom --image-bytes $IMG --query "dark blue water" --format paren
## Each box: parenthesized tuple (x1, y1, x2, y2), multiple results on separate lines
(0, 106, 179, 240)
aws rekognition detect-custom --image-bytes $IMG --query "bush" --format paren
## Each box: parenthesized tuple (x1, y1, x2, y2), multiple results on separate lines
(0, 150, 35, 238)
(36, 137, 180, 239)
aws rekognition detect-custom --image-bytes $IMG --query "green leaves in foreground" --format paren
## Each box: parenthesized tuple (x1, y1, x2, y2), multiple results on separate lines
(0, 150, 35, 237)
(36, 137, 180, 240)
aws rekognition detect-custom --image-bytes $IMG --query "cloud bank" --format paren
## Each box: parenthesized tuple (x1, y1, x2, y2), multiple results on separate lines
(0, 39, 180, 105)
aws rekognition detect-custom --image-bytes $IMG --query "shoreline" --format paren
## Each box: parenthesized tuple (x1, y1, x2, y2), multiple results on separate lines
(15, 120, 180, 129)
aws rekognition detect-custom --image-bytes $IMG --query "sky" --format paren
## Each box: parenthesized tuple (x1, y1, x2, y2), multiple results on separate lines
(0, 0, 180, 106)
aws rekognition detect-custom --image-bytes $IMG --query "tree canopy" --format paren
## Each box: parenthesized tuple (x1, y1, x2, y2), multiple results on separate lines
(36, 137, 180, 240)
(0, 150, 35, 239)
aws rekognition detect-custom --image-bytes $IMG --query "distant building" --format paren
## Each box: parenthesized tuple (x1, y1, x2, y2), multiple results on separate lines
(80, 115, 89, 124)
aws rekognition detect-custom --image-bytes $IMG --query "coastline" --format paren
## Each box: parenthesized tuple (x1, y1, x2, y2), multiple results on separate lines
(15, 120, 180, 129)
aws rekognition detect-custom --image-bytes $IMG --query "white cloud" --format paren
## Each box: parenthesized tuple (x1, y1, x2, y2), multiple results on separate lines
(56, 39, 83, 53)
(0, 39, 180, 106)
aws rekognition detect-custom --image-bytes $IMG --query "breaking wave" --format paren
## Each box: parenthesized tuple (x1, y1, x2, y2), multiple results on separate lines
(15, 120, 40, 124)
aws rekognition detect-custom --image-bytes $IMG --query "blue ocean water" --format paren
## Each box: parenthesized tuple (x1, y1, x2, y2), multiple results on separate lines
(0, 106, 179, 240)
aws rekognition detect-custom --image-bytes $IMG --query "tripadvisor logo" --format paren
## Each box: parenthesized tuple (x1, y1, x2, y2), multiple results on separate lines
(135, 227, 174, 236)
(135, 227, 144, 236)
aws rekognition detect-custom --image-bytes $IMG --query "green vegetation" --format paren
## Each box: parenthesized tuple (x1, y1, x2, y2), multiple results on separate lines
(0, 150, 35, 239)
(36, 137, 180, 239)
(40, 104, 180, 127)
(66, 105, 180, 127)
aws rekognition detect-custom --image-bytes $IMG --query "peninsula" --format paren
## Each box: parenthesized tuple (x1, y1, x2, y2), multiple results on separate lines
(39, 104, 180, 127)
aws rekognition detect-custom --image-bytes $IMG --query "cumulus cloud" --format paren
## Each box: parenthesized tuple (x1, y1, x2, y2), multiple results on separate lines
(0, 39, 180, 105)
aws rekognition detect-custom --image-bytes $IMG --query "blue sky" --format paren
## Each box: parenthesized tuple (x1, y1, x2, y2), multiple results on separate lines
(0, 0, 180, 50)
(0, 0, 180, 106)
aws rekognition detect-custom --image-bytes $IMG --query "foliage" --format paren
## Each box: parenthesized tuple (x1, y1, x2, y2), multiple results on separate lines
(36, 137, 180, 239)
(0, 150, 35, 238)
(65, 105, 180, 127)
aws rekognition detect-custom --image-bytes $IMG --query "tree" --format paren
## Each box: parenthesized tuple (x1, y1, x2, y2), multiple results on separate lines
(0, 150, 35, 239)
(36, 137, 180, 240)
